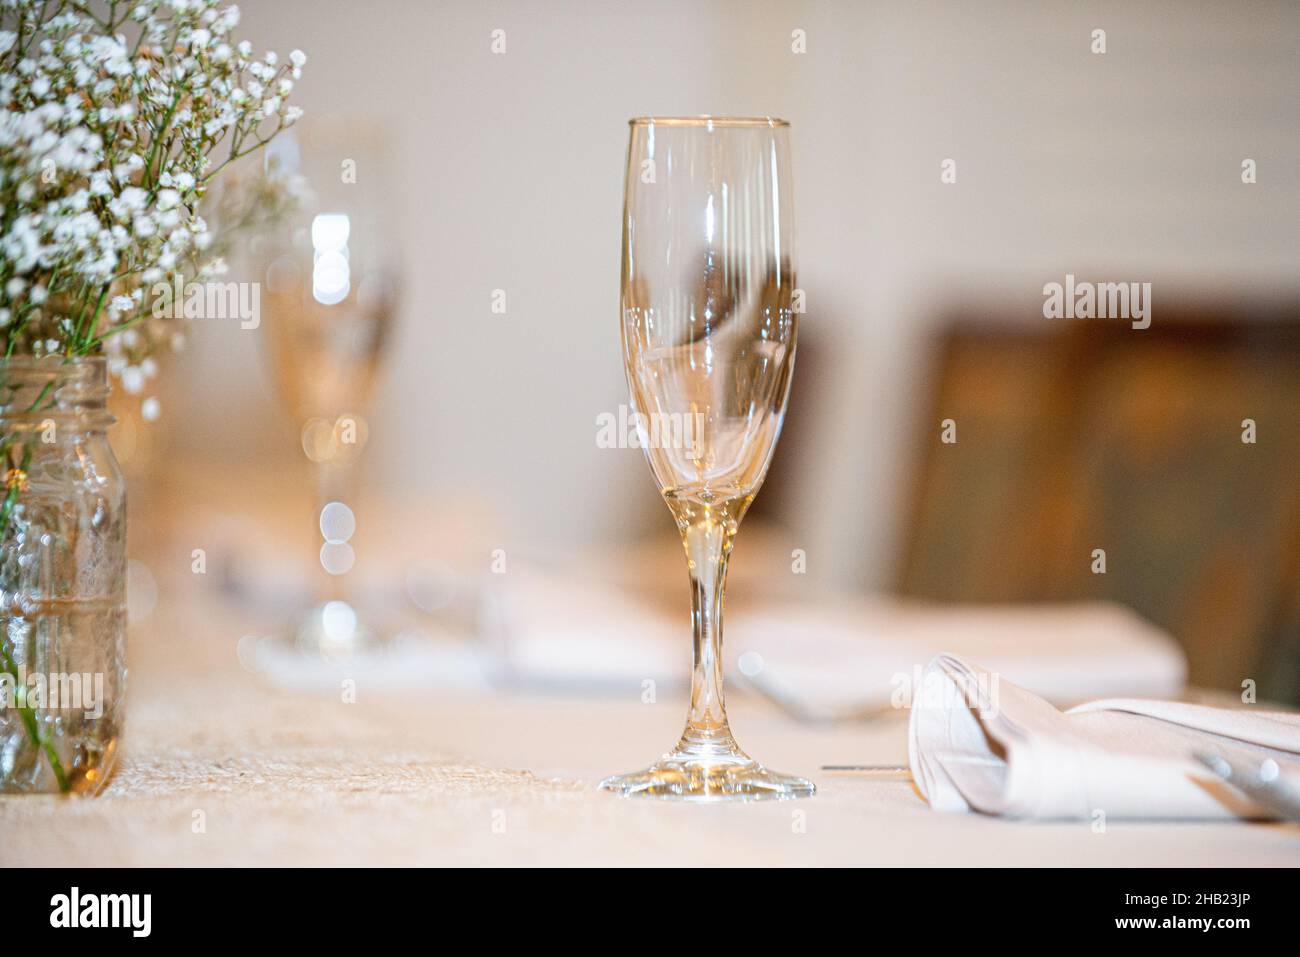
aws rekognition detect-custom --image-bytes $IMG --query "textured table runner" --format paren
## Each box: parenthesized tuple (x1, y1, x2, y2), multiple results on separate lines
(4, 594, 1299, 866)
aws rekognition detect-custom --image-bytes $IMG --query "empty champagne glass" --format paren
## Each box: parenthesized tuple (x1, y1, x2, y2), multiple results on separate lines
(600, 117, 814, 801)
(261, 120, 398, 654)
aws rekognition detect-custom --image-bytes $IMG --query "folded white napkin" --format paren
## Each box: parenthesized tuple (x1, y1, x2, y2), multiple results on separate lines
(909, 654, 1300, 820)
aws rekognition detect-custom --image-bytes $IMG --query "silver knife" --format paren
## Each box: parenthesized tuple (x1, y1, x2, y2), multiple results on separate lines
(1195, 750, 1300, 824)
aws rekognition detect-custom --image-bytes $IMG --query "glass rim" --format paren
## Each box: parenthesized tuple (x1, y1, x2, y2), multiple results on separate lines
(628, 115, 790, 129)
(0, 355, 106, 366)
(0, 354, 112, 422)
(0, 355, 108, 384)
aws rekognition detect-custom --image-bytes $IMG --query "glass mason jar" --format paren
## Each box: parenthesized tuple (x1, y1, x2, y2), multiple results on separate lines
(0, 357, 126, 794)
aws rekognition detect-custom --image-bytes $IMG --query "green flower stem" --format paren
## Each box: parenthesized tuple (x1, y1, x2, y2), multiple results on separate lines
(74, 282, 112, 352)
(0, 637, 69, 793)
(1, 369, 69, 793)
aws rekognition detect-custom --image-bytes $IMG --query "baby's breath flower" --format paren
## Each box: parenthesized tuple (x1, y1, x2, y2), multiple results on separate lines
(120, 365, 144, 394)
(0, 0, 305, 365)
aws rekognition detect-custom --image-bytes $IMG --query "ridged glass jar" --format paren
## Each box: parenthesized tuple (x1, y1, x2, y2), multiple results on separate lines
(0, 357, 126, 794)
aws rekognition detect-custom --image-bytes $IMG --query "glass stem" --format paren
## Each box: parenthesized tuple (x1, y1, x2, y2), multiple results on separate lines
(678, 506, 739, 755)
(312, 457, 353, 603)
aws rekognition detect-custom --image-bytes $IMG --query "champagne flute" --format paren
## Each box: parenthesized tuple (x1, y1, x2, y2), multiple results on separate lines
(600, 117, 815, 801)
(261, 120, 398, 655)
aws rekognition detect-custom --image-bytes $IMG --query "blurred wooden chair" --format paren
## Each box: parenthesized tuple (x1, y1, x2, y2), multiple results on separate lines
(896, 314, 1300, 702)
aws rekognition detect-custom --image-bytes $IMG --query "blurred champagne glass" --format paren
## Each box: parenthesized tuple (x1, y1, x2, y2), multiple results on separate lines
(262, 119, 398, 655)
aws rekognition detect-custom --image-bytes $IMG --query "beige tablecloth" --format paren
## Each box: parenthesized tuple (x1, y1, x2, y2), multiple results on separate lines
(4, 588, 1300, 867)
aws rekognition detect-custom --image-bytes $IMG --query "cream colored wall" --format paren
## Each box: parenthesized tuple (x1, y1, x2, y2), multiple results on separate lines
(167, 0, 1300, 589)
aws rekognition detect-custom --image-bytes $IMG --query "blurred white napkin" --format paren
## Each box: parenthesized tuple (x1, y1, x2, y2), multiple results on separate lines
(729, 600, 1185, 709)
(909, 654, 1300, 820)
(500, 567, 1187, 705)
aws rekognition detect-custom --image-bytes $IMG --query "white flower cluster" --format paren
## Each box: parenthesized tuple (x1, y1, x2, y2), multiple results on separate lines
(0, 0, 305, 387)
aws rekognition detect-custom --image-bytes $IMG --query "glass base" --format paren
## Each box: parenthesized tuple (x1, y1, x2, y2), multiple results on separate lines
(600, 737, 815, 802)
(290, 599, 377, 659)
